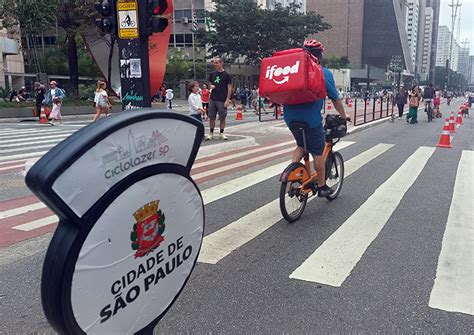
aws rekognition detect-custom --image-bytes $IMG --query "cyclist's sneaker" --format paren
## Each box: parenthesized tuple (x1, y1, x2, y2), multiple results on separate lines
(220, 133, 228, 140)
(317, 185, 334, 197)
(205, 133, 214, 141)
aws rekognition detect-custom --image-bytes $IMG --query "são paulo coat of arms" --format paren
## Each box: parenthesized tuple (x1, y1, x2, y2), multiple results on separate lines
(131, 200, 165, 258)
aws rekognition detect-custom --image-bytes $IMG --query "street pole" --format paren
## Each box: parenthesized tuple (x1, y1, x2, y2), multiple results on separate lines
(192, 32, 196, 79)
(366, 64, 371, 94)
(397, 71, 401, 91)
(116, 0, 152, 110)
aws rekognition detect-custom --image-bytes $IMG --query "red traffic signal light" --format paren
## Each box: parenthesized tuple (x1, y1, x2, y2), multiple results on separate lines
(150, 0, 168, 16)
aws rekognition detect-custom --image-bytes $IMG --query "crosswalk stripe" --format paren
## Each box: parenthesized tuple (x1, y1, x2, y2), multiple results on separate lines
(0, 164, 24, 172)
(0, 151, 49, 162)
(1, 137, 70, 148)
(0, 130, 74, 141)
(12, 215, 58, 231)
(0, 133, 72, 145)
(198, 143, 392, 265)
(0, 159, 28, 166)
(428, 150, 474, 316)
(200, 141, 355, 205)
(0, 202, 47, 219)
(193, 140, 294, 169)
(289, 146, 435, 287)
(0, 144, 58, 154)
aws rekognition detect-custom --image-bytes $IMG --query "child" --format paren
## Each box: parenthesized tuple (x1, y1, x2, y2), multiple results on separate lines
(188, 81, 205, 122)
(201, 83, 210, 120)
(93, 81, 110, 122)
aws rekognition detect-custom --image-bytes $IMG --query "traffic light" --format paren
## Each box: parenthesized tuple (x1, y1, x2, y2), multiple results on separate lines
(95, 0, 116, 35)
(148, 0, 169, 34)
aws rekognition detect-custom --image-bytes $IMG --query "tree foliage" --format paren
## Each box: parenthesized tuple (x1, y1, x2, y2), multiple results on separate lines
(320, 56, 350, 69)
(199, 0, 331, 65)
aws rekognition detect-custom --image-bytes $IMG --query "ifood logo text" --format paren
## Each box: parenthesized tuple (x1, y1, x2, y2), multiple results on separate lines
(265, 61, 300, 85)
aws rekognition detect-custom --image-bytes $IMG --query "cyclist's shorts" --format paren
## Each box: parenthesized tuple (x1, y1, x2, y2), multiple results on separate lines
(290, 126, 326, 156)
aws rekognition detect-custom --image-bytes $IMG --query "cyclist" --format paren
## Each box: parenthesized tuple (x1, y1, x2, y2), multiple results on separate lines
(423, 83, 435, 120)
(283, 40, 349, 198)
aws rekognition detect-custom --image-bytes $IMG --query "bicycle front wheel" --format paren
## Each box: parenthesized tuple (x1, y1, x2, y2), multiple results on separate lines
(325, 151, 345, 201)
(279, 180, 308, 223)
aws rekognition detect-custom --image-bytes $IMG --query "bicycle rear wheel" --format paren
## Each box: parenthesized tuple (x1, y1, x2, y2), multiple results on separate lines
(279, 180, 308, 223)
(428, 107, 433, 122)
(325, 151, 344, 201)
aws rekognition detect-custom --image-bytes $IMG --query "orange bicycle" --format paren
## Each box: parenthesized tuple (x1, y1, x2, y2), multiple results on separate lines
(279, 116, 347, 223)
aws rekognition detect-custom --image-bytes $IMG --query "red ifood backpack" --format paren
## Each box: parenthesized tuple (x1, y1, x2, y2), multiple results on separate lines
(259, 48, 326, 105)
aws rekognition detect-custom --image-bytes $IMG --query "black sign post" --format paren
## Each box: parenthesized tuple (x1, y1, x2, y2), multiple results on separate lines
(116, 0, 151, 110)
(26, 111, 205, 334)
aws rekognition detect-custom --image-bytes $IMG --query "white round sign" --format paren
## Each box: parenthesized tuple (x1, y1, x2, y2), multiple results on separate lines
(165, 89, 174, 100)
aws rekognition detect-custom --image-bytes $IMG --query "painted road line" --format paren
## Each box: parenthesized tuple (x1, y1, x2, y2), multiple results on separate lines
(12, 215, 58, 231)
(193, 140, 294, 169)
(0, 202, 47, 220)
(198, 143, 391, 265)
(290, 146, 435, 287)
(0, 164, 24, 172)
(0, 134, 72, 145)
(200, 141, 356, 205)
(0, 137, 70, 148)
(0, 144, 59, 154)
(0, 159, 28, 166)
(0, 128, 74, 137)
(0, 151, 49, 162)
(429, 150, 474, 316)
(0, 130, 75, 141)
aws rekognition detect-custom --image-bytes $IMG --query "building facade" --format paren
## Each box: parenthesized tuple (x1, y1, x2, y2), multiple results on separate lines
(469, 55, 474, 87)
(425, 0, 440, 81)
(419, 6, 433, 81)
(457, 47, 470, 80)
(435, 25, 460, 72)
(405, 0, 420, 73)
(0, 27, 25, 89)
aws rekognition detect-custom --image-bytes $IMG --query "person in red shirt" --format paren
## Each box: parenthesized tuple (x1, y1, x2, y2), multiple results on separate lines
(201, 83, 210, 119)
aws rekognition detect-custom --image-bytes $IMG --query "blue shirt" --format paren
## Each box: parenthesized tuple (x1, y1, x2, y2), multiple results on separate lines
(283, 67, 339, 128)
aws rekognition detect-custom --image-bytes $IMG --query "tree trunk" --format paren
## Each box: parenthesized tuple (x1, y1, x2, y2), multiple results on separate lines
(67, 32, 79, 98)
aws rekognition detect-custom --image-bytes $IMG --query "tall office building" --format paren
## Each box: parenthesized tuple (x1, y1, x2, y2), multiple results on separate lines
(0, 27, 25, 89)
(425, 0, 440, 81)
(458, 47, 470, 79)
(419, 6, 433, 81)
(436, 25, 459, 71)
(405, 0, 421, 73)
(469, 55, 474, 86)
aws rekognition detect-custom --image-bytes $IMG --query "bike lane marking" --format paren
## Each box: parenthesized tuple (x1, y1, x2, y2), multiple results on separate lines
(429, 150, 474, 315)
(198, 143, 393, 264)
(289, 146, 434, 286)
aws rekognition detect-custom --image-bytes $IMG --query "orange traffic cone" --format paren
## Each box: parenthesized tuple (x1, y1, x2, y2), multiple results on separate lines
(377, 99, 381, 105)
(448, 112, 456, 133)
(436, 119, 452, 148)
(455, 110, 463, 127)
(348, 99, 353, 108)
(39, 106, 49, 124)
(235, 105, 243, 120)
(327, 100, 332, 111)
(366, 99, 370, 106)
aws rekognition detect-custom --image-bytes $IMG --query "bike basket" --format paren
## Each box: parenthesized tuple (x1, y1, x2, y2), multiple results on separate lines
(324, 114, 347, 139)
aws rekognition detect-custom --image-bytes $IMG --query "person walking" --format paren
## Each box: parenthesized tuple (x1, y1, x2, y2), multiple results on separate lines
(34, 82, 45, 121)
(43, 81, 65, 125)
(93, 81, 111, 122)
(201, 83, 210, 119)
(239, 87, 248, 112)
(406, 85, 421, 124)
(206, 57, 232, 141)
(188, 81, 205, 123)
(394, 87, 407, 119)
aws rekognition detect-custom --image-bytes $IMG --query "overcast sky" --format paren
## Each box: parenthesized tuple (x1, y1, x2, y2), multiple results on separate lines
(438, 0, 474, 54)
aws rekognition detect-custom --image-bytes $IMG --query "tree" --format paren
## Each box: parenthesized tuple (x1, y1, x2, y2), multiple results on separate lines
(199, 0, 331, 65)
(320, 56, 350, 69)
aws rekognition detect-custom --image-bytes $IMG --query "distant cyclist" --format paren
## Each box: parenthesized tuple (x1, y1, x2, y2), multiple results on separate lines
(423, 83, 435, 120)
(283, 40, 349, 198)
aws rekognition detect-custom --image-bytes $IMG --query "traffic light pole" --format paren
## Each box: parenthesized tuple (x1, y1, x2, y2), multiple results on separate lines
(116, 0, 152, 110)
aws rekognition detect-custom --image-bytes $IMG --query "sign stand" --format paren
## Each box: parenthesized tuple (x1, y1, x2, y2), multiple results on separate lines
(26, 111, 205, 334)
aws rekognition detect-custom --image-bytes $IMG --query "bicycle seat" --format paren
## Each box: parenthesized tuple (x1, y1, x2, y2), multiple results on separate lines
(289, 122, 310, 131)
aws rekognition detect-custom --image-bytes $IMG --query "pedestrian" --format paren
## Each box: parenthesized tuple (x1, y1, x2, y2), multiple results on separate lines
(43, 81, 65, 126)
(17, 87, 27, 102)
(93, 81, 110, 122)
(231, 89, 237, 109)
(406, 85, 421, 124)
(9, 88, 17, 102)
(201, 83, 210, 118)
(394, 87, 407, 119)
(34, 82, 45, 121)
(251, 86, 259, 113)
(239, 87, 248, 111)
(206, 57, 232, 141)
(247, 87, 253, 109)
(433, 89, 442, 118)
(160, 84, 166, 103)
(188, 81, 205, 123)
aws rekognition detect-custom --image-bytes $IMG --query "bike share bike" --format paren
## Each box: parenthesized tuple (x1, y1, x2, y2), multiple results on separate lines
(279, 115, 348, 223)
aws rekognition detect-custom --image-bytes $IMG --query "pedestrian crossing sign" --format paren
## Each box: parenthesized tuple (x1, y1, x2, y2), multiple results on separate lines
(117, 0, 139, 39)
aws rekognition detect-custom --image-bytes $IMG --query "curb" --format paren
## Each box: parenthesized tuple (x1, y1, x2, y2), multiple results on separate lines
(197, 135, 256, 159)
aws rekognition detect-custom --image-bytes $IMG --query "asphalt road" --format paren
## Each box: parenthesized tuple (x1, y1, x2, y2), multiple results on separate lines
(0, 101, 472, 333)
